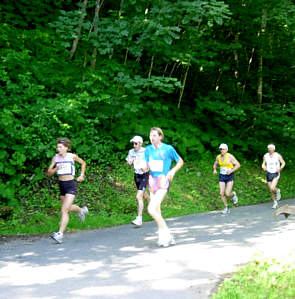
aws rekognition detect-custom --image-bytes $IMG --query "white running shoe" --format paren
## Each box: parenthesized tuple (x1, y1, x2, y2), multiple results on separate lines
(232, 191, 238, 205)
(131, 216, 142, 226)
(50, 232, 63, 244)
(272, 200, 278, 209)
(157, 231, 176, 247)
(276, 189, 281, 201)
(222, 206, 230, 214)
(78, 206, 89, 222)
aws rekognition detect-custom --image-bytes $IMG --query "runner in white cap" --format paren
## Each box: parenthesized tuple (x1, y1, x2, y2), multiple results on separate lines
(126, 135, 150, 226)
(262, 144, 285, 209)
(213, 143, 240, 214)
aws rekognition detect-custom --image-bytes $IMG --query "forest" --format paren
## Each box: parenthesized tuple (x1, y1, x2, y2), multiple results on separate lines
(1, 0, 295, 207)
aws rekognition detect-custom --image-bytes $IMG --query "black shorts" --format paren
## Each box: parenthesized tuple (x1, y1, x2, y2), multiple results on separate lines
(266, 172, 279, 182)
(219, 173, 234, 183)
(58, 180, 77, 196)
(134, 173, 149, 191)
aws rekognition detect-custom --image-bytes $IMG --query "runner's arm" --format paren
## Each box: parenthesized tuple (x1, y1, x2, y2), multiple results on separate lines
(262, 155, 267, 171)
(167, 157, 184, 181)
(142, 149, 149, 173)
(47, 157, 59, 177)
(141, 160, 149, 173)
(278, 154, 286, 173)
(126, 151, 134, 166)
(213, 156, 219, 174)
(228, 154, 240, 173)
(73, 154, 86, 182)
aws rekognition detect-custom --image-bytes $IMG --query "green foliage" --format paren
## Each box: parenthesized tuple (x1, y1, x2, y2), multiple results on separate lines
(212, 258, 295, 299)
(0, 0, 73, 28)
(0, 0, 295, 205)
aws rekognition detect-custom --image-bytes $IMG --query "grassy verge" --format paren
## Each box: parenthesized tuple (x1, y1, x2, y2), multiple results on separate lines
(1, 159, 295, 235)
(212, 257, 295, 299)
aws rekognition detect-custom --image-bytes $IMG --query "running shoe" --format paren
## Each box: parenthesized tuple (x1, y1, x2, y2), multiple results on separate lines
(131, 216, 142, 226)
(276, 189, 281, 201)
(272, 200, 278, 209)
(50, 232, 63, 244)
(78, 206, 89, 222)
(222, 206, 230, 214)
(232, 191, 238, 205)
(157, 230, 176, 247)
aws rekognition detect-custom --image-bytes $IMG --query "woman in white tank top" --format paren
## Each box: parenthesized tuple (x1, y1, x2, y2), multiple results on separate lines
(47, 138, 88, 244)
(262, 144, 285, 209)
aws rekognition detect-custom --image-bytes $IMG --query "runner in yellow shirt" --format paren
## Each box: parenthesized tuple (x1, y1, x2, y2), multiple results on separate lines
(213, 143, 240, 214)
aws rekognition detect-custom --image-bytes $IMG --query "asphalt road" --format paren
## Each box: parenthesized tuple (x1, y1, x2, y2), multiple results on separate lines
(1, 198, 295, 299)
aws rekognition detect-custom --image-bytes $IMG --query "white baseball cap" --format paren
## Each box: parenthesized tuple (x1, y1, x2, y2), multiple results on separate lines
(219, 143, 228, 150)
(130, 135, 143, 143)
(267, 144, 275, 150)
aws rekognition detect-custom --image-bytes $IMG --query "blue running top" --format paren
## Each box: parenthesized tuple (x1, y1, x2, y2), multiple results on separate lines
(144, 143, 181, 177)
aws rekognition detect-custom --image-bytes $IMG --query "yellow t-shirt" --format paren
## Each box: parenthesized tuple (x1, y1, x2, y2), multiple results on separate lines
(218, 153, 233, 175)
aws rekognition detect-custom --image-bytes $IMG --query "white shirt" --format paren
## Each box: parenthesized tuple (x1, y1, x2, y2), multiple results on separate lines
(265, 152, 280, 173)
(126, 148, 146, 174)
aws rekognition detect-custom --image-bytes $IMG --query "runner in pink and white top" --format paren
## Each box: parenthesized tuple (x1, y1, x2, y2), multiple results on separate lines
(47, 137, 88, 244)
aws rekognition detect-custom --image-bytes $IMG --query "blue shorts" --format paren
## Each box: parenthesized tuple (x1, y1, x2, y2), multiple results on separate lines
(58, 180, 77, 196)
(266, 172, 279, 182)
(219, 173, 234, 183)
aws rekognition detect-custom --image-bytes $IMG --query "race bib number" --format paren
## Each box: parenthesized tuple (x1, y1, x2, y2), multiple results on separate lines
(149, 159, 163, 172)
(57, 162, 73, 175)
(220, 167, 228, 175)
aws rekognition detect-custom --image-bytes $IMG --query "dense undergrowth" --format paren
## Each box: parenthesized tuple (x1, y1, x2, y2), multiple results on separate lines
(1, 159, 294, 235)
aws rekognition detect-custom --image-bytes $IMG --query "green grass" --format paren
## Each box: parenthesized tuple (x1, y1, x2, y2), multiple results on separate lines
(212, 258, 295, 299)
(1, 159, 295, 235)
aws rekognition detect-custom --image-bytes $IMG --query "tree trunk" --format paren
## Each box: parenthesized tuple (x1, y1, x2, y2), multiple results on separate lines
(233, 32, 241, 100)
(178, 65, 189, 109)
(257, 54, 263, 105)
(148, 56, 154, 79)
(82, 50, 88, 81)
(70, 0, 88, 60)
(257, 8, 267, 106)
(91, 0, 104, 70)
(169, 62, 177, 77)
(215, 68, 223, 91)
(163, 63, 168, 77)
(124, 49, 129, 65)
(241, 47, 255, 101)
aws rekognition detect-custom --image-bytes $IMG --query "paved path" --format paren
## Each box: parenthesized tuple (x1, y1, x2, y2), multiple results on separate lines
(1, 199, 295, 299)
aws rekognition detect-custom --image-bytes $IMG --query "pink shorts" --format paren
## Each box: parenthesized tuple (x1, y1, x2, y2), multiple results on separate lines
(148, 175, 170, 194)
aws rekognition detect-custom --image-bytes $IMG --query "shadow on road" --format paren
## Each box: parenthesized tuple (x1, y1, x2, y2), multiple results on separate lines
(1, 199, 294, 298)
